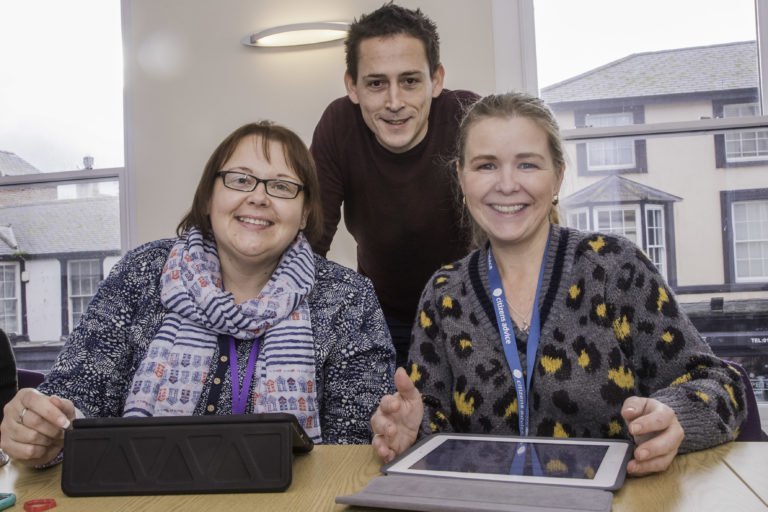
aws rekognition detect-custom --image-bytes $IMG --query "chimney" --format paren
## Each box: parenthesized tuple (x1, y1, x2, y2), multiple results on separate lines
(83, 155, 94, 170)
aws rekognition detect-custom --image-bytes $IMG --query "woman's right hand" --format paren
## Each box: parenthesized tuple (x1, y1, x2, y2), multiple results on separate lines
(0, 388, 74, 466)
(370, 367, 424, 463)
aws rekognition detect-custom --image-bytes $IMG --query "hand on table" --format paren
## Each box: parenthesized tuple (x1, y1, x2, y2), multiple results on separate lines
(621, 396, 683, 476)
(370, 367, 424, 463)
(0, 388, 75, 467)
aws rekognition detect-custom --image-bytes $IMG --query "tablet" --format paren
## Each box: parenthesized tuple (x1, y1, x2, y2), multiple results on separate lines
(62, 412, 313, 496)
(382, 434, 631, 490)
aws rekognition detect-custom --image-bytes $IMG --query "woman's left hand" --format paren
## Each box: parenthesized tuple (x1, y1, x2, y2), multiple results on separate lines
(621, 396, 684, 476)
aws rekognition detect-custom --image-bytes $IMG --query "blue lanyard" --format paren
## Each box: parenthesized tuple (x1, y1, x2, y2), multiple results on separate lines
(487, 242, 548, 436)
(509, 442, 543, 476)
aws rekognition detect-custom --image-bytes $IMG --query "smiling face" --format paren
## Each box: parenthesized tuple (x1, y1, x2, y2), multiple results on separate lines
(207, 135, 307, 275)
(345, 34, 444, 154)
(458, 116, 564, 251)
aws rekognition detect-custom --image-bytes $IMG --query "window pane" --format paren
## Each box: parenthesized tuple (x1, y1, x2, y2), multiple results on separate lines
(0, 263, 18, 334)
(0, 179, 121, 341)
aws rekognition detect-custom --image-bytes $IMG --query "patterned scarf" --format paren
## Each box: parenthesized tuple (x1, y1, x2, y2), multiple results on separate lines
(123, 228, 321, 441)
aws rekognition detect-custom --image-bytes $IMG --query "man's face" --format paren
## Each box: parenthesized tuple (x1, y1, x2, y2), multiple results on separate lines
(345, 34, 444, 154)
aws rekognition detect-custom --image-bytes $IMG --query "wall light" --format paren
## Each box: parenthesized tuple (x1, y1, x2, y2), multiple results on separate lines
(242, 22, 350, 48)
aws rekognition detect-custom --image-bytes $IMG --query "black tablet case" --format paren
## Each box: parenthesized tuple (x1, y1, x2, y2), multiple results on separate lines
(61, 413, 313, 496)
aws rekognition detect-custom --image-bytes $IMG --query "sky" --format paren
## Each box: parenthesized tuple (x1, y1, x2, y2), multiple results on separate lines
(0, 0, 123, 172)
(0, 0, 758, 173)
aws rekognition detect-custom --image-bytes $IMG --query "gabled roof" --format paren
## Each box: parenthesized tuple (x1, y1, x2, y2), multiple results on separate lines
(0, 150, 40, 176)
(0, 196, 120, 257)
(542, 41, 756, 104)
(561, 175, 682, 207)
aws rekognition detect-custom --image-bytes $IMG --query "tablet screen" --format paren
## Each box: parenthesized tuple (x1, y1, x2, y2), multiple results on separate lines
(408, 438, 607, 479)
(383, 434, 631, 490)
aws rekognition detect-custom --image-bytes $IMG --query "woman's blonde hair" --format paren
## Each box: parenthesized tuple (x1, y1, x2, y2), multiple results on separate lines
(455, 92, 565, 249)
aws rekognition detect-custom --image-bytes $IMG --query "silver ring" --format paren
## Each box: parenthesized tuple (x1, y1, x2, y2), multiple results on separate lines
(18, 407, 28, 425)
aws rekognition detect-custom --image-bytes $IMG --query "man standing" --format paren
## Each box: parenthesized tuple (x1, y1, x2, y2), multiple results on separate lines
(311, 3, 477, 368)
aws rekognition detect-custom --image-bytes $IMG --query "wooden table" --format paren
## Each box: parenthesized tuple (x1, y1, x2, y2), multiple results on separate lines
(0, 443, 765, 511)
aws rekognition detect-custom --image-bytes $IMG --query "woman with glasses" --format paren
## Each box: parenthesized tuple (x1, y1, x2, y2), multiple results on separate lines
(370, 92, 747, 476)
(1, 122, 395, 467)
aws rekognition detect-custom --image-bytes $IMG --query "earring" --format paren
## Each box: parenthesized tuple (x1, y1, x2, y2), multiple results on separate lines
(552, 194, 559, 206)
(462, 196, 466, 205)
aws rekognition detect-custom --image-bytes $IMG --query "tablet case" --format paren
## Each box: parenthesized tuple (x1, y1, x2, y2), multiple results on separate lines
(61, 413, 313, 496)
(336, 474, 613, 512)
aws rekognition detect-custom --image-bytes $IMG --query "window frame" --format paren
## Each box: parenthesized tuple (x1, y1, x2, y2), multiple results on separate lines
(721, 189, 768, 284)
(714, 98, 768, 167)
(645, 204, 668, 281)
(574, 106, 648, 176)
(0, 261, 21, 335)
(593, 205, 642, 243)
(66, 258, 103, 331)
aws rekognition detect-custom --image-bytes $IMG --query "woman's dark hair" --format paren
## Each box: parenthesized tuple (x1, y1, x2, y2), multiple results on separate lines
(345, 2, 441, 82)
(177, 121, 323, 245)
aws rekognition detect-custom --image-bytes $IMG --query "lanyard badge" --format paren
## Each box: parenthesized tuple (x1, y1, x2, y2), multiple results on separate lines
(487, 242, 548, 437)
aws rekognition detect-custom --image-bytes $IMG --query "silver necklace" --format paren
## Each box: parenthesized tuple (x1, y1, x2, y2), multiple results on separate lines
(507, 301, 532, 334)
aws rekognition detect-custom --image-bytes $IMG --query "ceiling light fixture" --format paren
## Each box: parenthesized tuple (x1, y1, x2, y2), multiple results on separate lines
(242, 22, 350, 48)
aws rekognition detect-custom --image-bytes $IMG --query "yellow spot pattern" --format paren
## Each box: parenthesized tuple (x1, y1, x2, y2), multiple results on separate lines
(409, 363, 422, 384)
(553, 422, 569, 438)
(504, 399, 519, 418)
(695, 390, 710, 403)
(595, 303, 607, 318)
(608, 366, 635, 390)
(430, 422, 438, 432)
(569, 284, 581, 299)
(459, 338, 473, 350)
(671, 373, 692, 386)
(613, 315, 631, 341)
(724, 383, 738, 408)
(419, 311, 432, 329)
(436, 411, 447, 421)
(608, 420, 622, 437)
(441, 295, 453, 310)
(435, 276, 448, 285)
(453, 391, 475, 416)
(577, 349, 590, 369)
(546, 459, 568, 474)
(584, 466, 596, 479)
(661, 330, 674, 344)
(442, 264, 455, 270)
(541, 356, 563, 374)
(656, 286, 669, 312)
(588, 236, 606, 253)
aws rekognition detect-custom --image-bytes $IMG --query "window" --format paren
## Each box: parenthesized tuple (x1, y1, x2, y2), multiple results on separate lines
(715, 101, 768, 166)
(645, 206, 667, 280)
(566, 208, 589, 230)
(0, 262, 20, 334)
(721, 189, 768, 286)
(594, 206, 640, 244)
(0, 1, 124, 350)
(572, 107, 648, 175)
(733, 200, 768, 282)
(68, 259, 102, 330)
(585, 112, 636, 170)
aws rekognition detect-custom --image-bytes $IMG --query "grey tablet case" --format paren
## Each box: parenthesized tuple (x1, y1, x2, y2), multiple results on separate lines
(336, 474, 614, 512)
(62, 412, 313, 496)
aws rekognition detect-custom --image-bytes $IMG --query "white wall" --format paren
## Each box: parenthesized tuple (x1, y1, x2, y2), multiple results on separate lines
(121, 0, 521, 265)
(25, 259, 61, 341)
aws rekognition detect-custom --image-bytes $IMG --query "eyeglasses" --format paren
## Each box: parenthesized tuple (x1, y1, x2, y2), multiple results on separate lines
(217, 170, 305, 199)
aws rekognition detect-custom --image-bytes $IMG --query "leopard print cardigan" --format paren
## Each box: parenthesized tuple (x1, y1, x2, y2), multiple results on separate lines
(408, 226, 746, 453)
